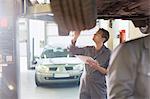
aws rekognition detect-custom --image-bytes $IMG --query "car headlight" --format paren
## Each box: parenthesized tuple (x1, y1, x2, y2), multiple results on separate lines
(73, 64, 84, 71)
(36, 65, 49, 73)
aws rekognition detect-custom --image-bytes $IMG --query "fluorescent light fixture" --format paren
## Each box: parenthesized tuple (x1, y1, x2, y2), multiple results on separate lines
(8, 84, 14, 91)
(48, 13, 54, 16)
(30, 0, 38, 4)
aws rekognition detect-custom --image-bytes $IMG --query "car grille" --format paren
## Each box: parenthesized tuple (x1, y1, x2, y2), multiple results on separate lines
(65, 67, 73, 70)
(49, 66, 73, 71)
(49, 67, 57, 71)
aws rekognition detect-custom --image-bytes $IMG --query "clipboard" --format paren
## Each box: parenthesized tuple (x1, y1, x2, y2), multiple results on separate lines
(75, 55, 95, 64)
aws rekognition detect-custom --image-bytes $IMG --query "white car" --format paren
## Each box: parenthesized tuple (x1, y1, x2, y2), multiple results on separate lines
(35, 46, 84, 86)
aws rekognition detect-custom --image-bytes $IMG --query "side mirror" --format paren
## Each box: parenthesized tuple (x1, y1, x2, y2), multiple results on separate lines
(32, 60, 37, 65)
(32, 56, 39, 64)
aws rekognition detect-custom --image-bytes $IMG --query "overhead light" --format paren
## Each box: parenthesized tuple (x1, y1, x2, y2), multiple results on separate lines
(48, 13, 54, 16)
(35, 0, 50, 4)
(8, 84, 15, 91)
(30, 0, 39, 5)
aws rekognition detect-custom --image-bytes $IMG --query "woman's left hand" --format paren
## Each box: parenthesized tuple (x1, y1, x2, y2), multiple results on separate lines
(86, 59, 100, 70)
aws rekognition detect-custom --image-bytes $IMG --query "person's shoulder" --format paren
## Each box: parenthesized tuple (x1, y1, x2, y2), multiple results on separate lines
(126, 36, 145, 43)
(103, 45, 111, 55)
(123, 35, 148, 48)
(114, 36, 149, 57)
(104, 45, 111, 51)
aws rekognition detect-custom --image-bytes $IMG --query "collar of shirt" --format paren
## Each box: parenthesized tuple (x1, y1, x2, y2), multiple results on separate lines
(93, 45, 106, 59)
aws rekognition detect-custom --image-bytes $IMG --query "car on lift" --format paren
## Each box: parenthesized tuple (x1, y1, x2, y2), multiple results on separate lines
(34, 46, 84, 86)
(26, 0, 150, 36)
(50, 0, 150, 35)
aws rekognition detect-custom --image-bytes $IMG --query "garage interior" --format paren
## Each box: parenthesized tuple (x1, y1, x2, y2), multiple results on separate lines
(0, 0, 149, 99)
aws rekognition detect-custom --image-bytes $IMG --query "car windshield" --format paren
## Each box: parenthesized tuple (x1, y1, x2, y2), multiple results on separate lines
(40, 47, 72, 58)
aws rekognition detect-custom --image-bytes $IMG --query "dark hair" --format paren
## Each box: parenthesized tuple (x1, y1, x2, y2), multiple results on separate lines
(97, 28, 110, 43)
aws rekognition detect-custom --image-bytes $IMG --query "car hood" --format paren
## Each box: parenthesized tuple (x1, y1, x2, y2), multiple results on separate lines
(40, 57, 83, 65)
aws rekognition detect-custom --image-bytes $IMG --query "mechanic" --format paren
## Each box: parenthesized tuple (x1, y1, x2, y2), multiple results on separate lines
(69, 28, 111, 99)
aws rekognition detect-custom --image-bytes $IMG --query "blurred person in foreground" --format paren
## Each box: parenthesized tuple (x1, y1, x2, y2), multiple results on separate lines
(108, 33, 150, 99)
(69, 28, 111, 99)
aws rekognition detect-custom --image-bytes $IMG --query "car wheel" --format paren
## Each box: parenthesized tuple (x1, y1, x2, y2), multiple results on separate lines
(35, 73, 41, 86)
(139, 24, 150, 34)
(132, 17, 150, 34)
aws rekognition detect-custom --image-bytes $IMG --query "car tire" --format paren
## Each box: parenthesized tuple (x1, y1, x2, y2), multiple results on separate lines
(35, 73, 41, 86)
(132, 17, 150, 34)
(139, 24, 150, 34)
(51, 0, 97, 36)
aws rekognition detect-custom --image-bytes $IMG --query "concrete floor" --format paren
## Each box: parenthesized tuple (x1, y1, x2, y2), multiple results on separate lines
(20, 57, 79, 99)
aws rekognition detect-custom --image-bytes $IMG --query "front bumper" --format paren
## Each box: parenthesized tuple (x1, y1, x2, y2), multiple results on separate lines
(36, 71, 82, 84)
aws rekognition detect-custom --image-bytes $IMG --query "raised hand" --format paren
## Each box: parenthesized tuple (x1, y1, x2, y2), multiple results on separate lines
(72, 31, 81, 41)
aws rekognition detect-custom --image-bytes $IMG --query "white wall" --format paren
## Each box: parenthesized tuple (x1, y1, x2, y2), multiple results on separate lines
(18, 18, 28, 57)
(29, 19, 45, 57)
(18, 18, 28, 42)
(46, 22, 100, 48)
(128, 20, 146, 40)
(46, 20, 145, 50)
(111, 19, 130, 49)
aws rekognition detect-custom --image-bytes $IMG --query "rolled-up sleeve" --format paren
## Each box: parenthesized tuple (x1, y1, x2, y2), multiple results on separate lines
(108, 44, 137, 99)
